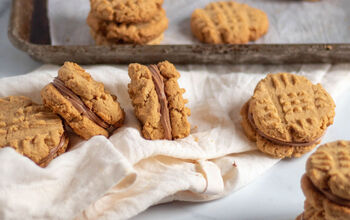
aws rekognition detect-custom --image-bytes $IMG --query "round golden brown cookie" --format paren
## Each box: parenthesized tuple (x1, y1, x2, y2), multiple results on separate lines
(303, 201, 326, 220)
(41, 62, 124, 140)
(87, 9, 168, 44)
(301, 174, 350, 220)
(240, 99, 257, 141)
(250, 73, 335, 144)
(90, 0, 163, 23)
(0, 96, 68, 167)
(128, 61, 191, 140)
(306, 141, 350, 200)
(190, 1, 268, 44)
(90, 30, 164, 45)
(256, 134, 317, 158)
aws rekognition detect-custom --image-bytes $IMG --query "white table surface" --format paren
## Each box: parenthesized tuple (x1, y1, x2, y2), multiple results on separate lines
(1, 1, 350, 219)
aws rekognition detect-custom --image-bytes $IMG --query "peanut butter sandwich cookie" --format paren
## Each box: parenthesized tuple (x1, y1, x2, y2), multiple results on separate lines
(0, 96, 68, 167)
(191, 1, 269, 44)
(87, 8, 168, 45)
(128, 61, 191, 140)
(297, 141, 350, 220)
(90, 0, 164, 23)
(41, 62, 124, 140)
(241, 73, 335, 158)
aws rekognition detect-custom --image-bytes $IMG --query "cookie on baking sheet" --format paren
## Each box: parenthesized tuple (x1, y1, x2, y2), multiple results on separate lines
(300, 174, 350, 220)
(128, 61, 191, 140)
(240, 73, 335, 158)
(0, 96, 68, 167)
(90, 30, 164, 46)
(191, 1, 269, 44)
(90, 0, 164, 23)
(41, 62, 125, 140)
(87, 9, 168, 44)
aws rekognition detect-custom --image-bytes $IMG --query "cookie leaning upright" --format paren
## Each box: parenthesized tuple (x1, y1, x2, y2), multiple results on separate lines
(296, 141, 350, 220)
(191, 1, 269, 44)
(128, 61, 191, 140)
(41, 62, 124, 140)
(87, 0, 168, 45)
(0, 96, 68, 167)
(241, 73, 335, 158)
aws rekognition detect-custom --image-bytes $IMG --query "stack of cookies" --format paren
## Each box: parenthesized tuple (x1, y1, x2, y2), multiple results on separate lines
(297, 141, 350, 220)
(87, 0, 168, 45)
(240, 73, 335, 158)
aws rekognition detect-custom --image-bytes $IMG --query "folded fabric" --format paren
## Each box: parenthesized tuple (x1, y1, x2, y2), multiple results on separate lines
(0, 63, 349, 220)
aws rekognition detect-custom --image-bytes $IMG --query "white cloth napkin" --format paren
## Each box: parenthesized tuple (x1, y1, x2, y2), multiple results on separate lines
(49, 0, 350, 45)
(0, 63, 349, 220)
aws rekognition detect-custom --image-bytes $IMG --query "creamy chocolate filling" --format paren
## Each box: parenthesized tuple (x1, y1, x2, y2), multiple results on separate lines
(52, 78, 111, 129)
(247, 102, 323, 147)
(38, 133, 67, 166)
(308, 177, 350, 208)
(148, 65, 172, 140)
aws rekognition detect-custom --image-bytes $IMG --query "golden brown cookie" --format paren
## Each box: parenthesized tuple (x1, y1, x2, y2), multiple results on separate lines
(250, 73, 335, 143)
(241, 73, 335, 158)
(90, 0, 163, 23)
(303, 201, 326, 220)
(240, 99, 256, 141)
(41, 62, 124, 140)
(87, 9, 168, 44)
(0, 96, 68, 167)
(128, 61, 191, 140)
(90, 30, 164, 45)
(301, 174, 350, 220)
(191, 1, 268, 44)
(306, 141, 350, 201)
(256, 134, 317, 158)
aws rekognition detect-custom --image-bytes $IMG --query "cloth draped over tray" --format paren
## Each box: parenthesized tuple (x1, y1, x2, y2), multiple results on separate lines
(0, 64, 349, 220)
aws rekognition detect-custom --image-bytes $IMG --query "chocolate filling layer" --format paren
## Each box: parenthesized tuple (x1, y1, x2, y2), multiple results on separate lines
(38, 133, 67, 165)
(309, 176, 350, 208)
(52, 78, 111, 129)
(148, 65, 172, 140)
(247, 102, 323, 147)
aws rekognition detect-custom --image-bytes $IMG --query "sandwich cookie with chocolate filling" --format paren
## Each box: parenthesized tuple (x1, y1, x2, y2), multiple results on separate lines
(296, 141, 350, 220)
(0, 96, 68, 167)
(41, 62, 125, 140)
(128, 61, 191, 140)
(240, 73, 335, 158)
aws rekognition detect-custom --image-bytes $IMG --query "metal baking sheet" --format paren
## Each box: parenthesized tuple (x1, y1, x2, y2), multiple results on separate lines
(8, 0, 350, 64)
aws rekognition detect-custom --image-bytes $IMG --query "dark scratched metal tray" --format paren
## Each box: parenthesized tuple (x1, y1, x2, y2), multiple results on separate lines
(8, 0, 350, 65)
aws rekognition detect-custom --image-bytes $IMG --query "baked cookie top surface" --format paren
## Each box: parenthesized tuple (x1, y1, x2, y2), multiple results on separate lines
(0, 96, 67, 166)
(90, 0, 163, 23)
(250, 73, 335, 144)
(58, 62, 124, 127)
(191, 1, 268, 44)
(128, 61, 190, 140)
(87, 9, 168, 44)
(307, 141, 350, 201)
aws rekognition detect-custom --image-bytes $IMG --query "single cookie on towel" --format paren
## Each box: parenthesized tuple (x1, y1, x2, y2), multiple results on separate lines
(300, 173, 350, 220)
(128, 61, 191, 140)
(41, 62, 125, 140)
(191, 1, 269, 44)
(87, 9, 168, 44)
(0, 96, 68, 167)
(90, 0, 164, 23)
(241, 73, 335, 158)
